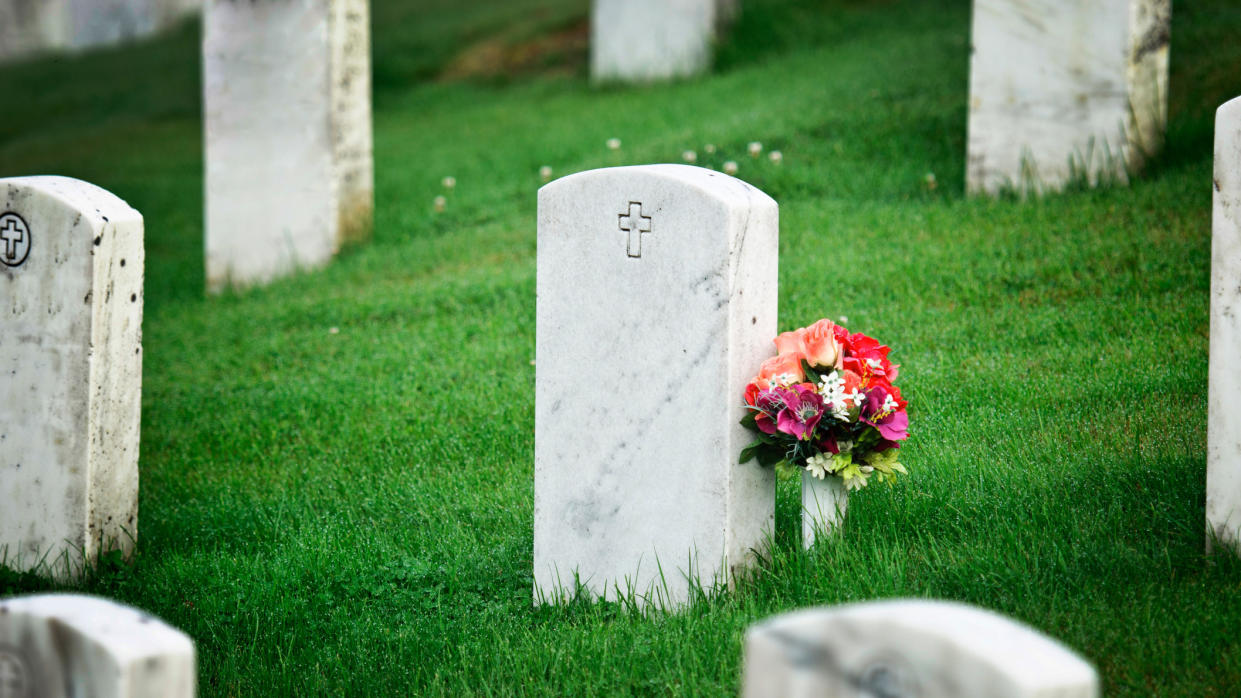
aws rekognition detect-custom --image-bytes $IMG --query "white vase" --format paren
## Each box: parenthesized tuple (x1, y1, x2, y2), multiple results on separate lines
(802, 471, 847, 549)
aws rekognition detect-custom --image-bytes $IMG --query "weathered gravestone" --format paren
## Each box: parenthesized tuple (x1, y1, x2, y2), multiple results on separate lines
(534, 164, 777, 608)
(203, 0, 373, 292)
(966, 0, 1170, 195)
(0, 594, 195, 698)
(591, 0, 722, 83)
(743, 600, 1099, 698)
(1208, 95, 1241, 555)
(0, 176, 143, 579)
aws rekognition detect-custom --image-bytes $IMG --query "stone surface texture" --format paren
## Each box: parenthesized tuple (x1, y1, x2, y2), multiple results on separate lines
(534, 165, 777, 607)
(203, 0, 373, 292)
(1208, 96, 1241, 554)
(0, 0, 199, 62)
(0, 176, 143, 579)
(743, 600, 1099, 698)
(966, 0, 1170, 194)
(0, 594, 195, 698)
(591, 0, 718, 83)
(801, 472, 846, 549)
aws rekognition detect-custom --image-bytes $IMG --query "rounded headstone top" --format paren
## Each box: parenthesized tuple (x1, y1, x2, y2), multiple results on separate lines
(539, 164, 776, 211)
(0, 176, 142, 229)
(1219, 95, 1241, 122)
(0, 594, 193, 664)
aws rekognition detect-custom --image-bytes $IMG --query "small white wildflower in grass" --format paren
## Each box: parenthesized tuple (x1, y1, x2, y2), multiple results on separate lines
(433, 195, 446, 212)
(747, 141, 762, 157)
(539, 165, 553, 182)
(441, 176, 456, 189)
(769, 150, 783, 163)
(839, 315, 849, 323)
(723, 160, 739, 175)
(607, 137, 622, 150)
(682, 150, 697, 163)
(704, 143, 716, 154)
(805, 453, 832, 479)
(924, 172, 938, 190)
(328, 327, 340, 335)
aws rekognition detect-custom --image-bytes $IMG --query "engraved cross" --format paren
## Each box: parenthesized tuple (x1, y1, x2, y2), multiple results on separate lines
(0, 219, 22, 262)
(617, 202, 652, 258)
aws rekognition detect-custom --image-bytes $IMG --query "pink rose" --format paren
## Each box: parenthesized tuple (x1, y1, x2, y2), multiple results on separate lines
(801, 319, 841, 369)
(773, 328, 808, 356)
(755, 351, 805, 388)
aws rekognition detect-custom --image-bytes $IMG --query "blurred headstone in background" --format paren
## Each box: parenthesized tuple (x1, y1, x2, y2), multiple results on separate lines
(202, 0, 373, 292)
(592, 0, 730, 83)
(966, 0, 1170, 195)
(0, 0, 200, 63)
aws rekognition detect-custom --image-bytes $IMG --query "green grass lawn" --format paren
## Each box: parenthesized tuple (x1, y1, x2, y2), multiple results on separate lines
(3, 0, 1241, 694)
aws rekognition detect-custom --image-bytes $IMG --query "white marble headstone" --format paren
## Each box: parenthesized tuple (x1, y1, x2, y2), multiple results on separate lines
(203, 0, 373, 292)
(966, 0, 1170, 195)
(1208, 95, 1241, 555)
(534, 164, 777, 608)
(591, 0, 720, 83)
(743, 600, 1099, 698)
(0, 176, 143, 579)
(0, 594, 195, 698)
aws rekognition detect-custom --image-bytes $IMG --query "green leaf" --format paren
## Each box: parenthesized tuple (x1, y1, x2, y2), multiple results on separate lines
(756, 447, 784, 468)
(800, 359, 823, 385)
(738, 439, 765, 464)
(740, 411, 758, 429)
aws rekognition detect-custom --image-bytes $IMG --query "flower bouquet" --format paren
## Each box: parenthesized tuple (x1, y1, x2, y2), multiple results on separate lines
(740, 319, 909, 543)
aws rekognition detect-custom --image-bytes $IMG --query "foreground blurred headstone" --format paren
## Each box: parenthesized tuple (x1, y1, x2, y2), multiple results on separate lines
(743, 600, 1099, 698)
(0, 595, 195, 698)
(1208, 95, 1241, 555)
(203, 0, 373, 292)
(0, 0, 199, 63)
(591, 0, 722, 82)
(534, 165, 776, 608)
(0, 176, 143, 579)
(966, 0, 1170, 194)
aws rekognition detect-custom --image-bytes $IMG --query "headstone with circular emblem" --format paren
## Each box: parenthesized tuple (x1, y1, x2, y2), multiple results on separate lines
(0, 176, 143, 579)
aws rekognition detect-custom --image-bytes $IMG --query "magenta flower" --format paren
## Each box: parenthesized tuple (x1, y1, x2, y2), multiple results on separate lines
(861, 385, 908, 442)
(753, 388, 789, 434)
(776, 384, 825, 440)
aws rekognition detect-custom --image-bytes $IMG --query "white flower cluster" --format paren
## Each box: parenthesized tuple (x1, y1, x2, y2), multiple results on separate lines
(817, 370, 862, 421)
